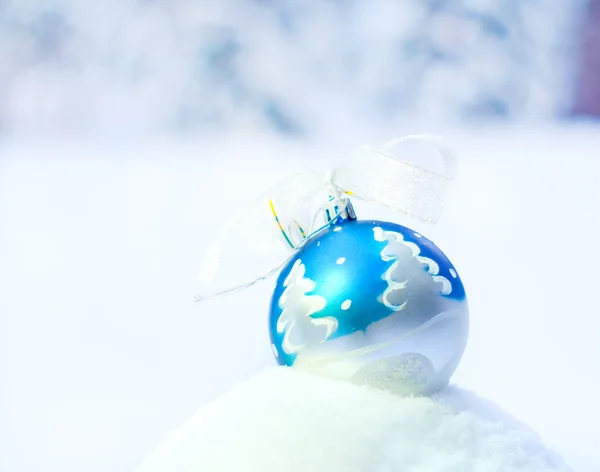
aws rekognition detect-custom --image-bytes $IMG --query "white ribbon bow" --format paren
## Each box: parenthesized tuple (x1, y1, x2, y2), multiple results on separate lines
(196, 134, 458, 302)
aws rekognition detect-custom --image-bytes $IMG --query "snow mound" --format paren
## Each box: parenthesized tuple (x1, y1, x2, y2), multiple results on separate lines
(135, 367, 570, 472)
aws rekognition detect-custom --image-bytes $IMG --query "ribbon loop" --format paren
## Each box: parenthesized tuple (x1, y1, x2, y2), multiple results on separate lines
(196, 135, 458, 302)
(332, 134, 456, 224)
(380, 134, 457, 179)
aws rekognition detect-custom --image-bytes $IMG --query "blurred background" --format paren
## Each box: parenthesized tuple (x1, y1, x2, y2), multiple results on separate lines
(1, 2, 600, 472)
(0, 0, 598, 139)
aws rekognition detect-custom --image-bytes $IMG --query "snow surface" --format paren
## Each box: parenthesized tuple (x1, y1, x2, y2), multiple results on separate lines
(1, 124, 600, 472)
(134, 367, 571, 472)
(1, 2, 598, 471)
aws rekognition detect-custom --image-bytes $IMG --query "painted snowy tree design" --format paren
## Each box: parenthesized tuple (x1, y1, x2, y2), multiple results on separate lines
(373, 227, 452, 312)
(276, 259, 338, 355)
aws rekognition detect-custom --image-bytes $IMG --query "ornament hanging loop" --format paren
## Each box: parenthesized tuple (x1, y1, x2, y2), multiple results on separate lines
(322, 181, 357, 225)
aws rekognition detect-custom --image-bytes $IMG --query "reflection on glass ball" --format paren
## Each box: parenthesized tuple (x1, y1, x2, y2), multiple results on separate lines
(352, 353, 436, 395)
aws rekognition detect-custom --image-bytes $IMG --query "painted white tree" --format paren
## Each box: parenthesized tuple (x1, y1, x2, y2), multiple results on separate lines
(373, 227, 452, 314)
(276, 259, 338, 355)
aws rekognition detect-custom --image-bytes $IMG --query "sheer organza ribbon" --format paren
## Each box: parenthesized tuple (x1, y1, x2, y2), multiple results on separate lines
(195, 135, 457, 302)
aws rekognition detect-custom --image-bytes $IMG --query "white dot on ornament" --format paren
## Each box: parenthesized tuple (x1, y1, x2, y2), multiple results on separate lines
(449, 268, 457, 278)
(336, 257, 346, 265)
(334, 226, 342, 232)
(414, 232, 422, 238)
(341, 299, 352, 310)
(271, 343, 278, 357)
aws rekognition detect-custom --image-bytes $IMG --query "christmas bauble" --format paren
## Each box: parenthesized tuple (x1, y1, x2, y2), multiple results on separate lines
(269, 218, 469, 396)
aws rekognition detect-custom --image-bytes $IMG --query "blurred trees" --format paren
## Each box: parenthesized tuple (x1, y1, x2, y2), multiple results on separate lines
(573, 0, 600, 116)
(0, 0, 592, 137)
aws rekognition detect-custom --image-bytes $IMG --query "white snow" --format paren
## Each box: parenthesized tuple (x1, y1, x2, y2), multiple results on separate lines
(134, 367, 571, 472)
(0, 2, 598, 471)
(1, 125, 600, 472)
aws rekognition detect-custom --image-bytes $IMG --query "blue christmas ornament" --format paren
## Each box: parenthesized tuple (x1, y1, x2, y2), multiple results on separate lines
(269, 206, 469, 396)
(196, 135, 466, 395)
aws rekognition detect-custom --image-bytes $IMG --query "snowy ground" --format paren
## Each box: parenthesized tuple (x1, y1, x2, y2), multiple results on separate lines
(1, 123, 600, 471)
(134, 368, 573, 472)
